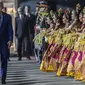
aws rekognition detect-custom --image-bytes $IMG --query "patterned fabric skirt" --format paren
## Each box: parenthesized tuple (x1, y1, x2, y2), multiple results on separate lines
(56, 47, 72, 76)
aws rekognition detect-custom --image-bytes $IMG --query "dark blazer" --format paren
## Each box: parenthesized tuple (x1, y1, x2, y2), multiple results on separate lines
(15, 15, 29, 39)
(25, 14, 36, 35)
(0, 12, 13, 42)
(0, 12, 13, 82)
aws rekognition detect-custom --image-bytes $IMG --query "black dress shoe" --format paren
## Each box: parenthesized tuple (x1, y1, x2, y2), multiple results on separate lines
(2, 80, 6, 84)
(8, 59, 10, 61)
(18, 58, 22, 61)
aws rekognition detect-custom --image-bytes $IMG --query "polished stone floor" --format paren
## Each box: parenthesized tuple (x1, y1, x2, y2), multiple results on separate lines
(0, 57, 85, 85)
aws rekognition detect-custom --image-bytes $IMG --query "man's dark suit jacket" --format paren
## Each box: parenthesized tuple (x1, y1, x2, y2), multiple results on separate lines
(0, 12, 13, 81)
(0, 12, 13, 42)
(26, 14, 36, 36)
(15, 15, 30, 39)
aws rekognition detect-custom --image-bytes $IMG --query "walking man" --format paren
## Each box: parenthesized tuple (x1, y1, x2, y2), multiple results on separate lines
(24, 6, 35, 58)
(15, 7, 31, 60)
(2, 7, 12, 61)
(0, 2, 13, 84)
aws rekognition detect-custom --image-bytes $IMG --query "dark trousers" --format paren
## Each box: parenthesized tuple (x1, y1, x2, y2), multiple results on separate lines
(30, 34, 34, 56)
(26, 38, 32, 56)
(7, 49, 10, 60)
(17, 37, 31, 59)
(17, 37, 25, 59)
(0, 40, 8, 81)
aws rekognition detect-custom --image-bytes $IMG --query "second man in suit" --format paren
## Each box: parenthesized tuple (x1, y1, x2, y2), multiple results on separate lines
(24, 5, 35, 58)
(15, 7, 31, 60)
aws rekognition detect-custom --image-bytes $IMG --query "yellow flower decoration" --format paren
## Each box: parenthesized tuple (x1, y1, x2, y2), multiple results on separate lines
(67, 8, 71, 14)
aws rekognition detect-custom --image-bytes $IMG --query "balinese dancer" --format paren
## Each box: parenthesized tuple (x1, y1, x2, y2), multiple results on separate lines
(40, 11, 64, 72)
(75, 12, 85, 82)
(67, 10, 82, 77)
(34, 1, 50, 64)
(57, 10, 79, 76)
(56, 11, 72, 76)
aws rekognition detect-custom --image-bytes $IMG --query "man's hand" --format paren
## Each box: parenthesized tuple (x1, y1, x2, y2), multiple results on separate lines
(8, 41, 13, 49)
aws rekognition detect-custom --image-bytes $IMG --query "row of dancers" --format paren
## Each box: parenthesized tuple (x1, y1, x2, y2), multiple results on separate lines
(37, 5, 85, 82)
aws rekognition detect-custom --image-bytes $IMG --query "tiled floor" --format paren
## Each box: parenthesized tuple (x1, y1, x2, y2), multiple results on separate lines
(0, 57, 85, 85)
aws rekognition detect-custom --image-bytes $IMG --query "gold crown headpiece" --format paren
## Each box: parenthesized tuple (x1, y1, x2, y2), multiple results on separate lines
(58, 8, 63, 13)
(83, 7, 85, 14)
(76, 3, 81, 9)
(58, 8, 63, 17)
(64, 8, 70, 14)
(67, 8, 70, 14)
(39, 1, 49, 8)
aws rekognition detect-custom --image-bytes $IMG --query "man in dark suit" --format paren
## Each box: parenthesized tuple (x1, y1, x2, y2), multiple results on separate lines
(15, 7, 31, 60)
(24, 5, 35, 58)
(0, 2, 13, 84)
(2, 7, 12, 61)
